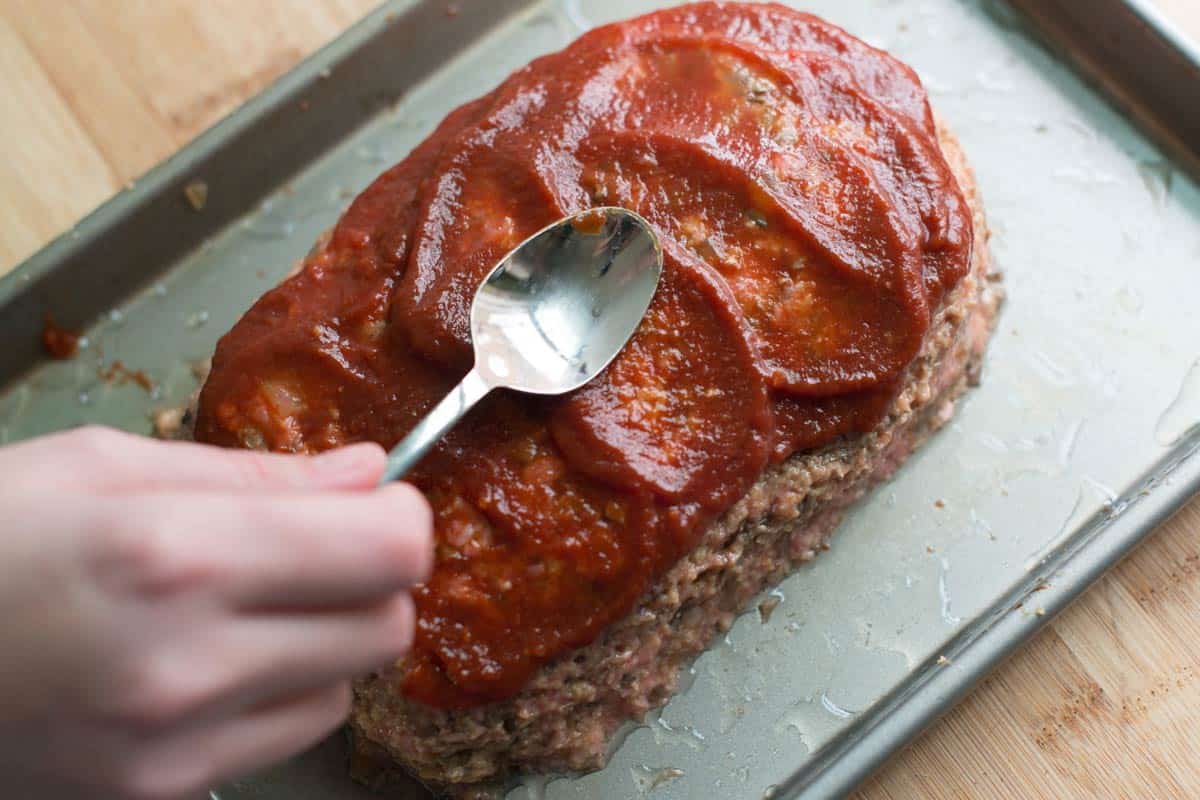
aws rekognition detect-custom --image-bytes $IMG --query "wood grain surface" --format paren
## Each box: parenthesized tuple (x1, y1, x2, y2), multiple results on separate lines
(2, 2, 1198, 798)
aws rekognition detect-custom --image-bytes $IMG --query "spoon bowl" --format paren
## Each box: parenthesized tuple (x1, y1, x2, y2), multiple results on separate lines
(379, 207, 663, 483)
(471, 207, 663, 394)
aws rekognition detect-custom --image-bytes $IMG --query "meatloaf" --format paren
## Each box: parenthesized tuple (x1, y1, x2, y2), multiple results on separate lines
(189, 3, 1002, 796)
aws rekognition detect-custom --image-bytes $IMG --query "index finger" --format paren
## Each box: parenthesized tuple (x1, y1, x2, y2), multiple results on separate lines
(96, 483, 434, 610)
(0, 426, 385, 494)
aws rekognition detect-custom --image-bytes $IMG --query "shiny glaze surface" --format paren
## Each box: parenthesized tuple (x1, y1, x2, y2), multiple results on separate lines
(195, 2, 971, 708)
(375, 207, 662, 483)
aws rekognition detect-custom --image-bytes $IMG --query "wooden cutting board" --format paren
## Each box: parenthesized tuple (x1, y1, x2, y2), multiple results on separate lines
(1, 2, 1198, 798)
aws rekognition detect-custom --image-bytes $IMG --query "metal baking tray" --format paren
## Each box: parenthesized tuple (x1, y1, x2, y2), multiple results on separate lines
(4, 1, 1200, 798)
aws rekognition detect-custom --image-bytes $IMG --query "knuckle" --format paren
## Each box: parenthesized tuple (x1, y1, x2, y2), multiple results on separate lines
(90, 509, 215, 598)
(71, 424, 119, 449)
(235, 450, 292, 489)
(83, 509, 158, 591)
(114, 654, 223, 730)
(68, 425, 127, 464)
(22, 425, 140, 493)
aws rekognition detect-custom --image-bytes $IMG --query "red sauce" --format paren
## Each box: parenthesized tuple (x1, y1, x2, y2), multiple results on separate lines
(41, 316, 80, 360)
(99, 360, 156, 393)
(195, 3, 971, 708)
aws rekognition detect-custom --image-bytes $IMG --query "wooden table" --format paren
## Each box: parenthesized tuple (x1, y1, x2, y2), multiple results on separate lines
(3, 2, 1198, 797)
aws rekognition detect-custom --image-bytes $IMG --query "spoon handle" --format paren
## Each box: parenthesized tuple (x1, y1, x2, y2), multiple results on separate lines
(378, 368, 492, 484)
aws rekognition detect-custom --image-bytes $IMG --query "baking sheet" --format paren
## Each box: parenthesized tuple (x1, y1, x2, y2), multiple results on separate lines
(3, 1, 1200, 799)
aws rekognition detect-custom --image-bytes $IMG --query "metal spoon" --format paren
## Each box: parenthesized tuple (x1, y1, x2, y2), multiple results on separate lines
(378, 207, 663, 484)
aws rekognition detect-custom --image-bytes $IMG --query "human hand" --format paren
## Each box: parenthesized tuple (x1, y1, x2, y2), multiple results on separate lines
(0, 426, 432, 800)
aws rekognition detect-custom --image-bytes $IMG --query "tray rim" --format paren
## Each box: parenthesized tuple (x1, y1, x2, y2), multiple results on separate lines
(1126, 0, 1200, 64)
(792, 435, 1200, 797)
(0, 0, 537, 389)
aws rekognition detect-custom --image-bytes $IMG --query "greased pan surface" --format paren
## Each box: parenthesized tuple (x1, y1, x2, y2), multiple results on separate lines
(2, 2, 1199, 798)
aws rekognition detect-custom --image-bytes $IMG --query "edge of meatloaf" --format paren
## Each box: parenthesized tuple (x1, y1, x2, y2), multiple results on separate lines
(346, 119, 1003, 797)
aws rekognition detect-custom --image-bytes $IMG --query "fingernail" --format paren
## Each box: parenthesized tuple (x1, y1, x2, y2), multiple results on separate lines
(311, 442, 385, 487)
